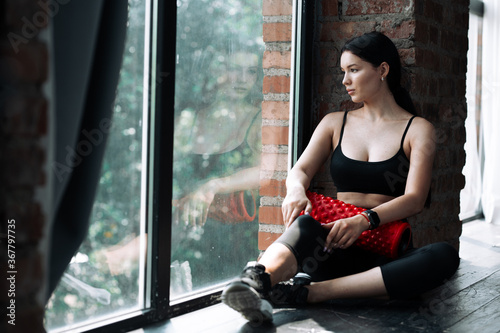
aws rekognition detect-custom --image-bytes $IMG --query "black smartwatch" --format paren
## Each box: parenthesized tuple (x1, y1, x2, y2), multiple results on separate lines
(364, 209, 380, 230)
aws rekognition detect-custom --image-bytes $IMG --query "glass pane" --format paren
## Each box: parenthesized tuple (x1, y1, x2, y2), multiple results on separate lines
(45, 0, 149, 330)
(171, 0, 264, 299)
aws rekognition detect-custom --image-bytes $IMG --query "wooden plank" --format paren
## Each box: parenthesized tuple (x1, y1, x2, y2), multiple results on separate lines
(400, 269, 500, 331)
(445, 295, 500, 333)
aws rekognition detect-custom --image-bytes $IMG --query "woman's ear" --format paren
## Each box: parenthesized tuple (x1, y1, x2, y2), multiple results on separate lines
(379, 62, 390, 78)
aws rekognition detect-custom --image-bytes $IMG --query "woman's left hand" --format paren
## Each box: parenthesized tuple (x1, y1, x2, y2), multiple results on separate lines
(322, 214, 369, 252)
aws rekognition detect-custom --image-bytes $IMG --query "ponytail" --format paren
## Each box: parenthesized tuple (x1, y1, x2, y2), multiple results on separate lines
(393, 85, 416, 115)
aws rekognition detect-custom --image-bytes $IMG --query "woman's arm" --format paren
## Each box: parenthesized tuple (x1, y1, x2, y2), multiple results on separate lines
(282, 112, 341, 227)
(175, 166, 260, 227)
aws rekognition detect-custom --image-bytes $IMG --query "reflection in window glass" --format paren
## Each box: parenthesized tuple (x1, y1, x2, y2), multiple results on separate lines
(44, 0, 148, 330)
(171, 0, 264, 299)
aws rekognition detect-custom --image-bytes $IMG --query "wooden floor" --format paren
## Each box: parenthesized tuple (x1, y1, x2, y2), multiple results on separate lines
(136, 220, 500, 333)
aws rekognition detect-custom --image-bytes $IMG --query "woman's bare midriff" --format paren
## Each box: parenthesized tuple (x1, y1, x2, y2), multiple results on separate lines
(337, 192, 395, 209)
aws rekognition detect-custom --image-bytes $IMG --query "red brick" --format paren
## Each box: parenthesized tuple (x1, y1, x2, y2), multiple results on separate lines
(262, 101, 290, 120)
(262, 125, 289, 145)
(261, 152, 288, 171)
(318, 74, 334, 94)
(4, 142, 44, 187)
(7, 304, 46, 333)
(38, 98, 48, 135)
(428, 78, 438, 98)
(4, 0, 46, 28)
(452, 10, 469, 30)
(260, 179, 287, 197)
(259, 206, 284, 225)
(0, 41, 48, 83)
(456, 78, 466, 98)
(440, 54, 453, 74)
(4, 202, 45, 243)
(438, 77, 453, 97)
(263, 76, 291, 94)
(346, 0, 410, 15)
(429, 25, 439, 45)
(381, 20, 416, 39)
(319, 48, 339, 70)
(14, 253, 44, 298)
(441, 30, 464, 54)
(263, 50, 291, 69)
(263, 22, 292, 42)
(413, 227, 443, 247)
(424, 0, 443, 23)
(414, 21, 429, 43)
(415, 48, 439, 71)
(263, 0, 293, 16)
(258, 231, 282, 250)
(319, 103, 336, 118)
(340, 99, 362, 111)
(3, 95, 47, 136)
(320, 21, 377, 42)
(322, 0, 338, 16)
(399, 48, 416, 66)
(344, 0, 364, 15)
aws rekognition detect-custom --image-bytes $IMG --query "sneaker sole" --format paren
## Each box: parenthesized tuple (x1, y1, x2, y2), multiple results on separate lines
(221, 281, 273, 323)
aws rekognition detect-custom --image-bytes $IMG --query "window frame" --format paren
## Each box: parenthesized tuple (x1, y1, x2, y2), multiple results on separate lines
(75, 0, 312, 331)
(290, 0, 315, 165)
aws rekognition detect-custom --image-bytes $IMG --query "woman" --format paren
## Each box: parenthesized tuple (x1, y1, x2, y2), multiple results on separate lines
(221, 31, 460, 323)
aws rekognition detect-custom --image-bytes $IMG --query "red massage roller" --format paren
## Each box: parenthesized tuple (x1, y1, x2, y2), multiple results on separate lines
(300, 191, 411, 259)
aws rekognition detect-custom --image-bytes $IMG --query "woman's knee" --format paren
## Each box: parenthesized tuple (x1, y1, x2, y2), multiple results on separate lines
(413, 242, 460, 281)
(428, 242, 460, 278)
(274, 215, 326, 265)
(283, 215, 324, 240)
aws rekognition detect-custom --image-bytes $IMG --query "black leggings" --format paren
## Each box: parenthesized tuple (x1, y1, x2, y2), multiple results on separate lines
(275, 215, 460, 299)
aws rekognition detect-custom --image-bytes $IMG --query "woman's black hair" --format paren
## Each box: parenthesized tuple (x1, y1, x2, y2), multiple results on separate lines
(341, 31, 416, 115)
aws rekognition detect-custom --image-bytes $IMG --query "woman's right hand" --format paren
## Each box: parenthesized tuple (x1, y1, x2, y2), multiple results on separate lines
(281, 188, 312, 228)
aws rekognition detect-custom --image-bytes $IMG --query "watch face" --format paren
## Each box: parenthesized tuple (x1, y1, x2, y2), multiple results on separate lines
(366, 210, 380, 228)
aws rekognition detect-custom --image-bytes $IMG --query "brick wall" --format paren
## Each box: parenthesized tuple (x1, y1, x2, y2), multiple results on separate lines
(0, 1, 49, 332)
(410, 0, 468, 248)
(258, 0, 469, 250)
(259, 0, 293, 250)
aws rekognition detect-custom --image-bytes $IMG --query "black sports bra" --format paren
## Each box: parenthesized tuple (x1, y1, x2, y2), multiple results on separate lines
(330, 111, 417, 197)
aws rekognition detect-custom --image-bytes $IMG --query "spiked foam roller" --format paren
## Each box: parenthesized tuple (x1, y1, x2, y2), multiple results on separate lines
(300, 191, 411, 259)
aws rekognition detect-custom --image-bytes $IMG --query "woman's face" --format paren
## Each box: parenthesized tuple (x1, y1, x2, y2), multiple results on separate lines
(340, 51, 383, 104)
(222, 52, 259, 100)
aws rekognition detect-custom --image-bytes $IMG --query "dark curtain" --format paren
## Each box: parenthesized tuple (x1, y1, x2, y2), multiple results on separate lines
(47, 0, 128, 300)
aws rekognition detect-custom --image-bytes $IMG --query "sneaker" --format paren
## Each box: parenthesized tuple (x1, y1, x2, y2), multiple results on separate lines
(221, 262, 273, 323)
(269, 272, 311, 306)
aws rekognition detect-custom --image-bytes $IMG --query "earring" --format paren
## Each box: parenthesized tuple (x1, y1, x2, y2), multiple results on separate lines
(381, 77, 385, 81)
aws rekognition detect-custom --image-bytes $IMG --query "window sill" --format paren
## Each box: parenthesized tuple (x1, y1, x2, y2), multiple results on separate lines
(132, 302, 250, 333)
